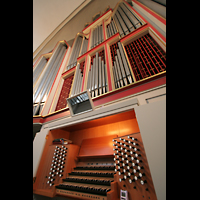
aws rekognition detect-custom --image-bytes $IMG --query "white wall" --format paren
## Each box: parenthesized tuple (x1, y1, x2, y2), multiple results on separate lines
(134, 99, 166, 200)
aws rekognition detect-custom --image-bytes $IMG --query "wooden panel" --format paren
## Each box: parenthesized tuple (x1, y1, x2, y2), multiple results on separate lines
(78, 135, 117, 157)
(69, 117, 139, 147)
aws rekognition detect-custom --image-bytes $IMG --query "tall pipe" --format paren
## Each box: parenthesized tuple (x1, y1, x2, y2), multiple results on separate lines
(110, 21, 116, 35)
(114, 15, 124, 37)
(33, 44, 63, 103)
(104, 63, 108, 92)
(112, 64, 118, 88)
(114, 61, 121, 88)
(116, 49, 128, 86)
(91, 57, 96, 97)
(118, 6, 135, 32)
(71, 63, 80, 96)
(115, 11, 128, 35)
(42, 46, 67, 101)
(118, 42, 133, 83)
(98, 56, 102, 95)
(121, 2, 142, 28)
(94, 52, 99, 96)
(102, 60, 105, 94)
(115, 55, 124, 87)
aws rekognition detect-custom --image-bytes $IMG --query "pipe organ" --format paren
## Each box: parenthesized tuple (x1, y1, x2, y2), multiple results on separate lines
(70, 61, 85, 97)
(87, 50, 108, 97)
(110, 41, 134, 89)
(33, 1, 166, 199)
(106, 18, 118, 38)
(80, 37, 89, 56)
(66, 35, 83, 71)
(33, 57, 47, 86)
(113, 2, 142, 37)
(33, 42, 67, 116)
(90, 25, 104, 49)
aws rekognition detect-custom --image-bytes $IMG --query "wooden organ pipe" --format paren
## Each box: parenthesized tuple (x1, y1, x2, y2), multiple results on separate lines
(111, 42, 134, 89)
(87, 52, 107, 98)
(113, 2, 142, 37)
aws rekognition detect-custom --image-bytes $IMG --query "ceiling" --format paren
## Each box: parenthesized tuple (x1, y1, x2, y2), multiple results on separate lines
(33, 0, 120, 64)
(33, 0, 85, 52)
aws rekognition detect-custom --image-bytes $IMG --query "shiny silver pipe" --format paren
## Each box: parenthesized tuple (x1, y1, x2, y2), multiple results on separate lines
(112, 65, 118, 89)
(106, 26, 110, 38)
(74, 36, 82, 62)
(84, 39, 88, 53)
(121, 3, 141, 29)
(72, 36, 82, 64)
(41, 46, 67, 102)
(118, 42, 133, 84)
(113, 61, 121, 88)
(111, 19, 117, 34)
(104, 63, 108, 92)
(115, 55, 124, 87)
(100, 25, 103, 43)
(94, 52, 98, 96)
(116, 49, 128, 86)
(107, 25, 111, 38)
(33, 57, 47, 85)
(87, 68, 91, 91)
(67, 36, 80, 69)
(71, 63, 80, 96)
(101, 60, 105, 94)
(91, 57, 96, 97)
(33, 43, 62, 97)
(98, 56, 102, 95)
(33, 44, 63, 103)
(80, 38, 85, 56)
(109, 22, 114, 36)
(99, 25, 101, 43)
(115, 11, 129, 35)
(114, 15, 124, 37)
(74, 68, 81, 95)
(110, 21, 115, 35)
(94, 27, 97, 47)
(118, 6, 135, 32)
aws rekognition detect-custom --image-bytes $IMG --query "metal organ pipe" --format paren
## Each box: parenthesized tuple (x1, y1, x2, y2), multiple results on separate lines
(33, 57, 47, 86)
(106, 19, 117, 39)
(80, 37, 88, 56)
(111, 42, 134, 89)
(41, 46, 67, 102)
(33, 43, 63, 103)
(118, 42, 133, 84)
(67, 36, 83, 70)
(87, 52, 107, 97)
(33, 44, 67, 115)
(71, 63, 84, 97)
(113, 2, 143, 37)
(91, 25, 103, 49)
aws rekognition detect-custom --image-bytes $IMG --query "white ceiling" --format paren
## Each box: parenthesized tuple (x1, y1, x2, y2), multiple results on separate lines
(33, 0, 85, 52)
